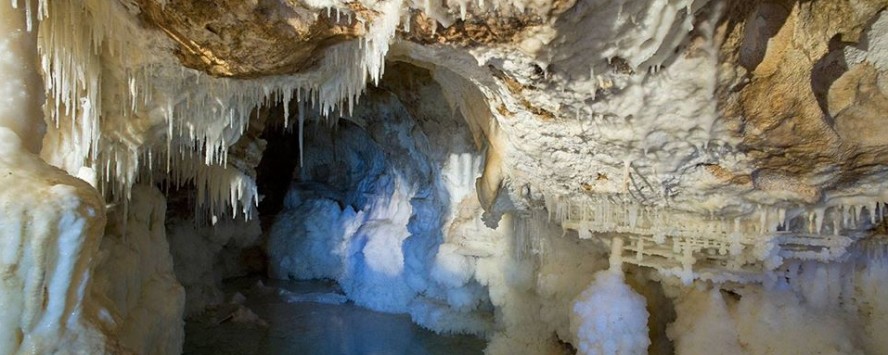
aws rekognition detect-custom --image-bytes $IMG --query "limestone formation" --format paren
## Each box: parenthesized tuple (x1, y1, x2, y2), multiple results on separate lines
(2, 0, 888, 353)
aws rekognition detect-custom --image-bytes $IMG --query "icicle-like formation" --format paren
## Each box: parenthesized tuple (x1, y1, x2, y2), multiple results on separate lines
(298, 99, 305, 167)
(513, 209, 553, 260)
(551, 192, 888, 283)
(163, 154, 258, 220)
(37, 0, 103, 169)
(36, 0, 405, 217)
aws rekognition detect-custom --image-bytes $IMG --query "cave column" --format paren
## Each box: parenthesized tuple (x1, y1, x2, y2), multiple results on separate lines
(0, 3, 110, 353)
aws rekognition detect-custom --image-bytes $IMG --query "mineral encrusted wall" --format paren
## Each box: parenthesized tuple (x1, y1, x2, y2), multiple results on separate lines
(2, 0, 888, 354)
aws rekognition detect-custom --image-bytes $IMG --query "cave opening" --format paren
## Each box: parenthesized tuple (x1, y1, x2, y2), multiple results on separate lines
(175, 62, 491, 354)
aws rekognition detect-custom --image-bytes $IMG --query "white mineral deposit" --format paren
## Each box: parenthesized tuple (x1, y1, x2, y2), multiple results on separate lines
(0, 0, 886, 354)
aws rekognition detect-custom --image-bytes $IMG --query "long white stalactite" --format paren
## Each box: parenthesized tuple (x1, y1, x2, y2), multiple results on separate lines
(34, 0, 405, 218)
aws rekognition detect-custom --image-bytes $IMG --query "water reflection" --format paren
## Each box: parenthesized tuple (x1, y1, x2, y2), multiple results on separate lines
(184, 278, 485, 355)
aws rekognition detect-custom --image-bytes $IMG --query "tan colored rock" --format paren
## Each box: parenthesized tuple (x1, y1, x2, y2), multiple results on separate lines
(137, 0, 369, 77)
(830, 64, 888, 147)
(721, 0, 887, 195)
(399, 12, 543, 47)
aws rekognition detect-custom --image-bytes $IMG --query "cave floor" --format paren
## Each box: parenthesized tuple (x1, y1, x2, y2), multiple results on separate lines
(183, 277, 486, 355)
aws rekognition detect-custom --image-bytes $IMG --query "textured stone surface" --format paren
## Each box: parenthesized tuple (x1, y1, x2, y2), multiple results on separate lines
(35, 0, 888, 280)
(125, 0, 888, 234)
(138, 0, 368, 77)
(723, 0, 888, 199)
(19, 1, 888, 353)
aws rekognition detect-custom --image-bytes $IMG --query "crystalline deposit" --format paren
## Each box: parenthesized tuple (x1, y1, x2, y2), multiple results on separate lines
(2, 0, 888, 354)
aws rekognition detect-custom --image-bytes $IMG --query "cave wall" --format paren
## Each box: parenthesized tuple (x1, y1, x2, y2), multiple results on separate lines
(164, 199, 262, 317)
(2, 0, 888, 354)
(90, 185, 185, 354)
(266, 80, 495, 335)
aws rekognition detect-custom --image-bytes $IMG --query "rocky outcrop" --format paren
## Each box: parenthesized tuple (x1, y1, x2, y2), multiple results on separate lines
(137, 0, 369, 77)
(100, 0, 888, 275)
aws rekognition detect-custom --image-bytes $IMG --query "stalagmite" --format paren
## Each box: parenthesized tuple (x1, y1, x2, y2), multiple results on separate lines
(570, 238, 649, 355)
(0, 3, 109, 353)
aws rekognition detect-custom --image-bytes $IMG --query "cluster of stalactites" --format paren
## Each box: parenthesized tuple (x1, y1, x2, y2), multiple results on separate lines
(30, 0, 405, 218)
(542, 193, 888, 283)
